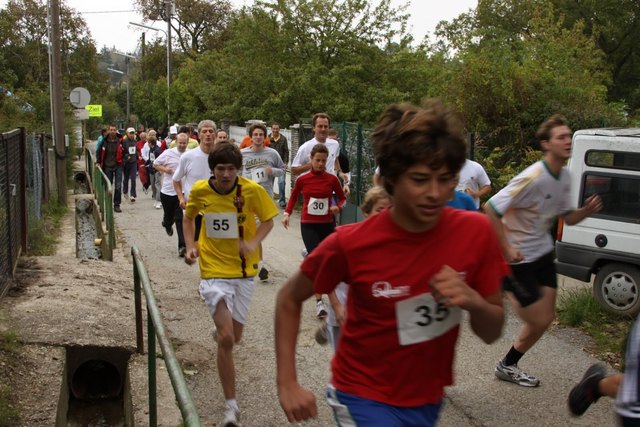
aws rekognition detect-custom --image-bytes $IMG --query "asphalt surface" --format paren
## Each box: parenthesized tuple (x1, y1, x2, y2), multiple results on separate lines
(112, 171, 618, 426)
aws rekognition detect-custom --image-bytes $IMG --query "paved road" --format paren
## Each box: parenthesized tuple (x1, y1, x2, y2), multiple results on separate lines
(113, 175, 618, 426)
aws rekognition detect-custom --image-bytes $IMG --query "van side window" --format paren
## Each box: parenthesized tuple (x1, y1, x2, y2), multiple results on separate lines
(583, 173, 640, 223)
(586, 150, 640, 172)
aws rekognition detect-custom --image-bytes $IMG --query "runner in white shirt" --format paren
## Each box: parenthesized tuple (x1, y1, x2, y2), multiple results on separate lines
(154, 133, 188, 256)
(173, 121, 216, 208)
(456, 158, 491, 209)
(485, 114, 602, 388)
(173, 120, 216, 241)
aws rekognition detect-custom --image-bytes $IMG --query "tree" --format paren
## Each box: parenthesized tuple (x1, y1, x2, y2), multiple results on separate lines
(169, 0, 422, 125)
(551, 0, 640, 115)
(0, 0, 110, 129)
(134, 0, 233, 58)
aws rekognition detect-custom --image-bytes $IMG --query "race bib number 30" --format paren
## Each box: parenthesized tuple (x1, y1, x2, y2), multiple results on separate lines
(395, 293, 461, 346)
(128, 146, 136, 155)
(251, 167, 268, 183)
(307, 197, 328, 215)
(204, 213, 238, 239)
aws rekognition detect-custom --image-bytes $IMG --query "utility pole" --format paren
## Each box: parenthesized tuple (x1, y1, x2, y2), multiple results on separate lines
(165, 0, 173, 125)
(140, 32, 145, 80)
(125, 56, 130, 125)
(49, 0, 67, 204)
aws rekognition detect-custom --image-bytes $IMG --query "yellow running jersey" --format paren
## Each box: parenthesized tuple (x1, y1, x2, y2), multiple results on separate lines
(185, 176, 278, 278)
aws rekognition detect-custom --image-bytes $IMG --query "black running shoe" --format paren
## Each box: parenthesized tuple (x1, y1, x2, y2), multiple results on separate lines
(568, 363, 606, 416)
(162, 221, 173, 236)
(178, 247, 186, 258)
(258, 267, 269, 281)
(114, 205, 122, 213)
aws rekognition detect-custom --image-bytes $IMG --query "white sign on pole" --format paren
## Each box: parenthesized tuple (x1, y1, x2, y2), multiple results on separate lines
(73, 109, 90, 120)
(69, 87, 91, 108)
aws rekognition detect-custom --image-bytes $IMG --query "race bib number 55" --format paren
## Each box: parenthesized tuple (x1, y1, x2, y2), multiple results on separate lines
(395, 293, 461, 345)
(204, 213, 238, 239)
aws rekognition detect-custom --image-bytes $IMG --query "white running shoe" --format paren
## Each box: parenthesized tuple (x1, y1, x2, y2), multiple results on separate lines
(222, 406, 240, 427)
(154, 202, 162, 209)
(316, 300, 328, 319)
(495, 360, 540, 387)
(315, 322, 328, 345)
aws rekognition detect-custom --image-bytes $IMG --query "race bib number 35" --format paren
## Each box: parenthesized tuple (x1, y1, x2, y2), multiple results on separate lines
(128, 146, 136, 155)
(395, 293, 461, 346)
(307, 197, 328, 215)
(204, 213, 238, 239)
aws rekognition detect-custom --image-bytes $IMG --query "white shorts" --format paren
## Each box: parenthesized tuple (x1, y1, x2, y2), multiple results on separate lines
(198, 278, 255, 324)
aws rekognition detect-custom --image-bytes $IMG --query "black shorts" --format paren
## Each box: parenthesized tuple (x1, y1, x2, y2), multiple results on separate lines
(503, 251, 557, 307)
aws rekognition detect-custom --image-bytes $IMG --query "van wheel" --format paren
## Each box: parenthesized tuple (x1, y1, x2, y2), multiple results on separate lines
(593, 263, 640, 316)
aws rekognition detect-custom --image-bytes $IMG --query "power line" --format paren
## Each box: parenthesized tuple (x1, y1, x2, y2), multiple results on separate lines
(77, 10, 138, 14)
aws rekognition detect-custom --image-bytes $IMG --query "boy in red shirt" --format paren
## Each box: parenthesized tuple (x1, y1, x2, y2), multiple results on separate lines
(275, 100, 508, 426)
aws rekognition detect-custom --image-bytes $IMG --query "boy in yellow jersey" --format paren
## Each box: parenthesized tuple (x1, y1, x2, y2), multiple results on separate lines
(183, 142, 279, 427)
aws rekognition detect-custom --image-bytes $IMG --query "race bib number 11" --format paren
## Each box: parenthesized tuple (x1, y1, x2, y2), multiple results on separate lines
(395, 293, 461, 346)
(251, 167, 268, 183)
(204, 213, 238, 239)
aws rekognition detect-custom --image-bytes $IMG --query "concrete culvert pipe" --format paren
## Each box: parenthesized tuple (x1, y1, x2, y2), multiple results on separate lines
(70, 359, 122, 400)
(74, 172, 86, 184)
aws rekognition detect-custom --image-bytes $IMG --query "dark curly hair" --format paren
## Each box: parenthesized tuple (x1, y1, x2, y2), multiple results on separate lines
(371, 99, 467, 196)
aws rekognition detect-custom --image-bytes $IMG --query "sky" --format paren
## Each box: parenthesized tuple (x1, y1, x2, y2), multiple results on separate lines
(0, 0, 477, 54)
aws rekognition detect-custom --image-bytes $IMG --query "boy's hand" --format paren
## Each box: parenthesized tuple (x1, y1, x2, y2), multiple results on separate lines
(239, 240, 257, 258)
(584, 194, 603, 214)
(184, 247, 199, 265)
(278, 382, 317, 422)
(282, 213, 290, 229)
(430, 265, 482, 311)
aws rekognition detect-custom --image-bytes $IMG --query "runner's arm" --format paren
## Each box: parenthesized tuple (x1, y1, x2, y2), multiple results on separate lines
(483, 202, 523, 263)
(182, 213, 198, 265)
(275, 271, 318, 422)
(239, 219, 274, 257)
(563, 194, 603, 225)
(174, 181, 186, 208)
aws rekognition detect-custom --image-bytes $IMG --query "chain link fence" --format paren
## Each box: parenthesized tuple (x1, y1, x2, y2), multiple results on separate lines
(0, 129, 50, 298)
(0, 128, 26, 297)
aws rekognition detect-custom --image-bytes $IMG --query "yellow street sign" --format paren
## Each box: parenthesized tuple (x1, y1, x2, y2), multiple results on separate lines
(85, 104, 102, 117)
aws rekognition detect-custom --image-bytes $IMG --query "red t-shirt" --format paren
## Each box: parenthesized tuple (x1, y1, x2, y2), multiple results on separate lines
(285, 169, 345, 223)
(300, 208, 509, 407)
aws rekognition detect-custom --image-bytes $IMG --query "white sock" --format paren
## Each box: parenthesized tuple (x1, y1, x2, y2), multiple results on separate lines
(226, 399, 239, 411)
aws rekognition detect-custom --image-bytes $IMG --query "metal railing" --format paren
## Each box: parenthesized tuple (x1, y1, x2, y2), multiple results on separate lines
(132, 246, 201, 426)
(85, 151, 115, 260)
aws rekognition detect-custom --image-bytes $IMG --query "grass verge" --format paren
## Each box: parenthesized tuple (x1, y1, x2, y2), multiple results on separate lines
(557, 287, 634, 369)
(27, 200, 68, 256)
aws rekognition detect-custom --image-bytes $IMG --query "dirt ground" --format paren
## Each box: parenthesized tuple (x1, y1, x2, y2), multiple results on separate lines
(0, 194, 141, 425)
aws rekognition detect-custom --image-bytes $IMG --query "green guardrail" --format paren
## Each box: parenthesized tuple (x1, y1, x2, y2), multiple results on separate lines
(132, 246, 201, 426)
(85, 150, 115, 260)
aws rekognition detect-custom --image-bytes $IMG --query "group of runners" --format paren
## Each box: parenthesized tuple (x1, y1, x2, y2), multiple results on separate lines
(99, 99, 639, 426)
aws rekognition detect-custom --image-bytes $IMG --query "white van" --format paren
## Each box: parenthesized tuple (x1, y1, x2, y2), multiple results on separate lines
(555, 128, 640, 316)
